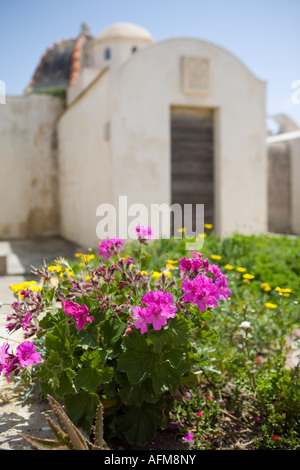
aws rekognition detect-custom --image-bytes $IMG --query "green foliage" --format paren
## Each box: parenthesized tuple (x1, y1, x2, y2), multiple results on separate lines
(21, 240, 223, 447)
(8, 230, 300, 449)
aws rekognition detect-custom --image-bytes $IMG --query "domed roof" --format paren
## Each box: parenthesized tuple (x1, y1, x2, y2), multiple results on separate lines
(97, 22, 153, 42)
(28, 34, 93, 92)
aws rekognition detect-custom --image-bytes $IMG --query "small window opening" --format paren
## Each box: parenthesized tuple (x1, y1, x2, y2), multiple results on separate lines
(104, 48, 111, 60)
(131, 46, 138, 54)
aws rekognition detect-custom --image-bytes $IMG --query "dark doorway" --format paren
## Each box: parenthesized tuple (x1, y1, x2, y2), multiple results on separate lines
(171, 106, 214, 233)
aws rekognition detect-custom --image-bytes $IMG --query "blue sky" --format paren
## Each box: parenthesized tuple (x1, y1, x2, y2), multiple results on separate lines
(1, 0, 299, 126)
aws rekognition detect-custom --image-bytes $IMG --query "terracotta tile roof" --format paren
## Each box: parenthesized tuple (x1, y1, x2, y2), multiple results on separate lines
(29, 32, 93, 91)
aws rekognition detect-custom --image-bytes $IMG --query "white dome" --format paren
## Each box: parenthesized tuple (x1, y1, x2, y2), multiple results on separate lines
(97, 23, 153, 42)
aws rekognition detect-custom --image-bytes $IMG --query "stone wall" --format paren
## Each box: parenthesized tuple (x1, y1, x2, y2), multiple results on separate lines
(267, 131, 300, 234)
(0, 94, 63, 238)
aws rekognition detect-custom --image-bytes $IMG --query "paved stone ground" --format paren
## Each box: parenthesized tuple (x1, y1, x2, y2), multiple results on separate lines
(0, 237, 83, 450)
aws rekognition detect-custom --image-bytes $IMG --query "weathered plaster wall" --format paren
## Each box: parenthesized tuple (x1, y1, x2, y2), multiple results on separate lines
(0, 94, 63, 238)
(110, 38, 267, 238)
(58, 70, 112, 247)
(57, 37, 267, 247)
(267, 131, 300, 234)
(267, 141, 291, 233)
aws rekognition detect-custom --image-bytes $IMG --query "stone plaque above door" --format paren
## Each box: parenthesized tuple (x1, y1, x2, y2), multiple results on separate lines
(181, 57, 210, 95)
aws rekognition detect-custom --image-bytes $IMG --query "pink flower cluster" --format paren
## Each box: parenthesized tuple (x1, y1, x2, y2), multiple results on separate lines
(99, 238, 124, 261)
(135, 225, 153, 242)
(132, 290, 177, 334)
(0, 341, 41, 383)
(180, 251, 231, 312)
(62, 300, 94, 330)
(6, 292, 44, 339)
(179, 250, 209, 276)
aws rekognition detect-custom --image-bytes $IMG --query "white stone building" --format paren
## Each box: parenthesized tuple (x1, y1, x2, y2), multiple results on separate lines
(1, 22, 295, 248)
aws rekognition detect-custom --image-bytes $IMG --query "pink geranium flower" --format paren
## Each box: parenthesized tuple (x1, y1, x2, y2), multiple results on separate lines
(182, 274, 219, 312)
(22, 312, 33, 331)
(179, 252, 232, 312)
(99, 238, 124, 261)
(132, 290, 177, 334)
(16, 341, 41, 368)
(132, 306, 149, 334)
(0, 343, 14, 382)
(215, 275, 232, 300)
(135, 225, 153, 241)
(62, 299, 94, 330)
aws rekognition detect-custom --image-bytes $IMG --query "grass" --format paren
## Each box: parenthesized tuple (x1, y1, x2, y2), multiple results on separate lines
(117, 231, 300, 450)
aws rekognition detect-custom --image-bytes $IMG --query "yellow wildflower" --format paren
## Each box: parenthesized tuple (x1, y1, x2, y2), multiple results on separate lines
(275, 287, 292, 295)
(211, 255, 222, 260)
(265, 302, 278, 309)
(166, 260, 178, 264)
(166, 264, 176, 270)
(204, 224, 213, 229)
(49, 265, 62, 273)
(177, 228, 186, 233)
(236, 267, 246, 273)
(85, 275, 91, 281)
(81, 254, 95, 263)
(224, 264, 234, 270)
(152, 271, 161, 277)
(75, 253, 95, 263)
(243, 273, 255, 280)
(198, 233, 207, 238)
(141, 270, 149, 275)
(242, 279, 251, 284)
(151, 271, 171, 278)
(10, 281, 42, 295)
(261, 282, 271, 292)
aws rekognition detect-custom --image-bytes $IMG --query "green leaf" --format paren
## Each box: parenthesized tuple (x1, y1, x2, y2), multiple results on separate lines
(117, 330, 183, 394)
(117, 331, 154, 384)
(80, 349, 104, 368)
(100, 317, 127, 358)
(152, 360, 181, 394)
(39, 310, 66, 329)
(116, 402, 165, 446)
(74, 367, 114, 393)
(45, 323, 78, 353)
(148, 316, 190, 351)
(77, 325, 99, 349)
(64, 391, 100, 435)
(115, 371, 158, 406)
(37, 357, 76, 398)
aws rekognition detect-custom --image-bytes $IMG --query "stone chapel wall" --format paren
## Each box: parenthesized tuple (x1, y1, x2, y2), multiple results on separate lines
(0, 94, 63, 238)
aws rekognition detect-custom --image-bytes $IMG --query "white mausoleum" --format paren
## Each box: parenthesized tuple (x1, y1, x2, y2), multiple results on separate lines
(0, 22, 280, 247)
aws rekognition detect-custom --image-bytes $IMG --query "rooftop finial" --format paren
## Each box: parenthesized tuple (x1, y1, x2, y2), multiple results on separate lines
(80, 22, 92, 37)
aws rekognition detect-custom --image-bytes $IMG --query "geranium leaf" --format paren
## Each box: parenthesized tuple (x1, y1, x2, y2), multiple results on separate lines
(64, 391, 100, 435)
(116, 402, 165, 446)
(74, 367, 114, 393)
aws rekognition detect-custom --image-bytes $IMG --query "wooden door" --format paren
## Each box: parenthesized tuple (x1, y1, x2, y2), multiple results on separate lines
(171, 107, 214, 232)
